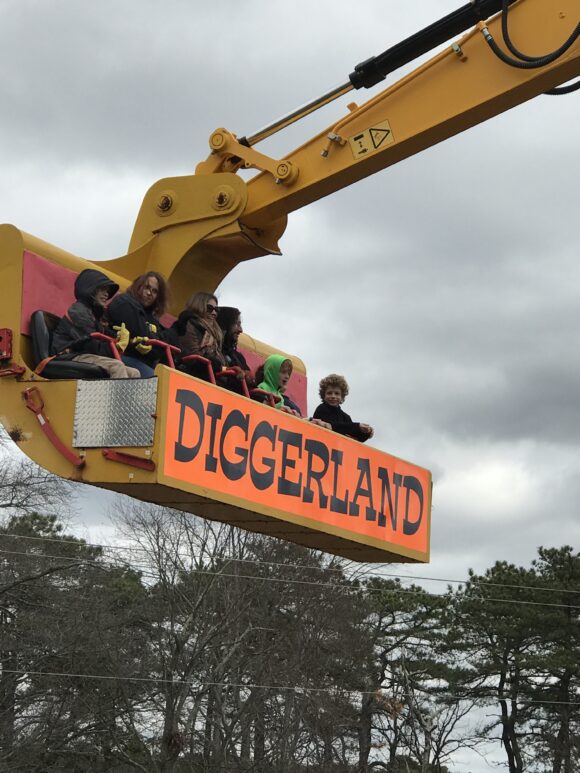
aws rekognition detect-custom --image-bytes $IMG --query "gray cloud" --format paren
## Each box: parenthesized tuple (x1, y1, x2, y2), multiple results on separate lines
(2, 6, 577, 768)
(2, 1, 578, 592)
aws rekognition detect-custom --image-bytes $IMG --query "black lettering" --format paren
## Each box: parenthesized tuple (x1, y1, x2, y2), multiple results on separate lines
(219, 409, 249, 481)
(349, 458, 376, 520)
(277, 429, 303, 497)
(174, 388, 204, 463)
(402, 476, 424, 536)
(393, 473, 403, 528)
(303, 439, 329, 508)
(377, 468, 403, 530)
(249, 421, 277, 490)
(330, 449, 349, 514)
(205, 402, 223, 472)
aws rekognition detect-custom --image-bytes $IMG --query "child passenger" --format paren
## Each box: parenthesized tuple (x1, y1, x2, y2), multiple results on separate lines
(313, 374, 374, 442)
(255, 356, 331, 428)
(255, 355, 297, 413)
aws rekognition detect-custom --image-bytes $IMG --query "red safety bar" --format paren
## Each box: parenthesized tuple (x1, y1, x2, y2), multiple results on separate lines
(181, 354, 216, 384)
(250, 388, 278, 408)
(23, 387, 85, 469)
(181, 355, 251, 397)
(145, 339, 181, 369)
(90, 332, 121, 360)
(217, 368, 251, 398)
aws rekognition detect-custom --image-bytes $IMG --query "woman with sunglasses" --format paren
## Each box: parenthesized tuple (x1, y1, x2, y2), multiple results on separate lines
(172, 291, 226, 379)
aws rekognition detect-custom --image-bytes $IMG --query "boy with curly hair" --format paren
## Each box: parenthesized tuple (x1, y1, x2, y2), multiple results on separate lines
(312, 374, 374, 442)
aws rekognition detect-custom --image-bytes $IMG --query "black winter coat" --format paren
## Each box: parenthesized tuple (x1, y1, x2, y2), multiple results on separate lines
(312, 402, 370, 442)
(51, 269, 118, 359)
(107, 292, 170, 367)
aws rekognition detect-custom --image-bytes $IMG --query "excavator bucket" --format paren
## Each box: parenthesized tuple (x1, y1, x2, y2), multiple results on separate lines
(0, 225, 431, 563)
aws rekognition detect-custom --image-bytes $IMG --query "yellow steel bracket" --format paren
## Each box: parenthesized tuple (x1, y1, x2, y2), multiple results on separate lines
(196, 127, 300, 186)
(99, 172, 253, 310)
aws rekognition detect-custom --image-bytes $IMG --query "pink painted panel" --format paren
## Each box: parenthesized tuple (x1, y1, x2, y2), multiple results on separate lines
(19, 251, 308, 414)
(21, 252, 77, 334)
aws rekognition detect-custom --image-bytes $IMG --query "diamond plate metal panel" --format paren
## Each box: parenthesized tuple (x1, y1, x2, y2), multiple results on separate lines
(73, 379, 157, 448)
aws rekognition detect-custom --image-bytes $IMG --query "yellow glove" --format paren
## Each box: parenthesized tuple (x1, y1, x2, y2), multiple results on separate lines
(131, 336, 153, 355)
(113, 323, 130, 353)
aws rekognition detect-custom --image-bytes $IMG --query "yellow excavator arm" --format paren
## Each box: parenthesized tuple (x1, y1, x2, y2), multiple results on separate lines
(0, 0, 577, 562)
(96, 0, 580, 310)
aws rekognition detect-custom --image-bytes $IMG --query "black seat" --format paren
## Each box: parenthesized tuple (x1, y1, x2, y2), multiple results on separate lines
(30, 310, 109, 380)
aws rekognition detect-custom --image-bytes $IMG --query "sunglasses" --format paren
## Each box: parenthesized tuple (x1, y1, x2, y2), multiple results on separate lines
(206, 304, 218, 314)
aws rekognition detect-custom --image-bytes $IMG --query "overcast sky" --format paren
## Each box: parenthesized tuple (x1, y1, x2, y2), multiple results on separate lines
(1, 2, 578, 768)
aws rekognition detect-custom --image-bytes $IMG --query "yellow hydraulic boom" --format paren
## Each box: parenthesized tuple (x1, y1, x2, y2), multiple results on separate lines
(0, 0, 578, 562)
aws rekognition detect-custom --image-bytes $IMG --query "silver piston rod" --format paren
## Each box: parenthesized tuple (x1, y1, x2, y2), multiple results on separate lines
(238, 0, 513, 147)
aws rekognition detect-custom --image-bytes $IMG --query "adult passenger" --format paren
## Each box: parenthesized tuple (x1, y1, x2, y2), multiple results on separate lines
(107, 271, 170, 377)
(51, 268, 140, 379)
(172, 291, 226, 379)
(216, 306, 254, 392)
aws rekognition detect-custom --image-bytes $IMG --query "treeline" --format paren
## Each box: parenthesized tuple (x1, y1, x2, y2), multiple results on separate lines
(0, 443, 579, 772)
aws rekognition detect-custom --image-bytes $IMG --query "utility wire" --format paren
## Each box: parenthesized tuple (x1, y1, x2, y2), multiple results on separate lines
(0, 531, 346, 574)
(2, 532, 579, 596)
(2, 667, 580, 708)
(2, 547, 580, 612)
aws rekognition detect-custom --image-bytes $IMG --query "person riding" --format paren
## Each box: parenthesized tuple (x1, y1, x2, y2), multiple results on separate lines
(51, 268, 140, 379)
(255, 354, 293, 409)
(254, 356, 331, 427)
(216, 306, 254, 392)
(172, 291, 226, 379)
(106, 271, 170, 378)
(313, 373, 374, 442)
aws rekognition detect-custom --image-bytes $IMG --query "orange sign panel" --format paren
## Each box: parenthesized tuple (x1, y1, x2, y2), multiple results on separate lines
(161, 371, 431, 561)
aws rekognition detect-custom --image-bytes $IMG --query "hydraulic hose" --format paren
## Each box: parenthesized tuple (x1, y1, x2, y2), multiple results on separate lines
(500, 0, 579, 64)
(481, 0, 579, 70)
(545, 80, 580, 96)
(349, 0, 517, 89)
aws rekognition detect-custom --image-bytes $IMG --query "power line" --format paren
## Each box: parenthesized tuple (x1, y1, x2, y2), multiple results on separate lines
(2, 531, 579, 596)
(0, 530, 346, 574)
(2, 667, 580, 708)
(2, 547, 580, 612)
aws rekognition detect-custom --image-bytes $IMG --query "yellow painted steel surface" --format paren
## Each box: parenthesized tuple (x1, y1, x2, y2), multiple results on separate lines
(1, 0, 578, 560)
(0, 363, 431, 563)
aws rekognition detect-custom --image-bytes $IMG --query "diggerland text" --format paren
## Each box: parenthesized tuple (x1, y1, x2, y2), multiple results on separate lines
(161, 377, 431, 555)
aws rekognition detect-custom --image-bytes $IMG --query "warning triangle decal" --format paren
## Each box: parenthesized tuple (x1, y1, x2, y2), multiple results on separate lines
(370, 128, 391, 149)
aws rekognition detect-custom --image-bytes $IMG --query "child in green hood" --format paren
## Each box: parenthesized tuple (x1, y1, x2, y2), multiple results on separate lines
(255, 356, 331, 428)
(256, 354, 294, 410)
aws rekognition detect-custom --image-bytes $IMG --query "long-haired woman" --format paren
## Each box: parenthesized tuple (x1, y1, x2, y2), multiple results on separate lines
(107, 271, 170, 377)
(172, 291, 226, 379)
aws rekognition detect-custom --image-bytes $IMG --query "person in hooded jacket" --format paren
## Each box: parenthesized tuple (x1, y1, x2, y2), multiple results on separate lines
(216, 306, 255, 393)
(255, 354, 293, 409)
(172, 291, 226, 380)
(51, 268, 140, 378)
(106, 271, 170, 378)
(255, 355, 311, 417)
(254, 355, 331, 427)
